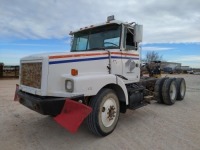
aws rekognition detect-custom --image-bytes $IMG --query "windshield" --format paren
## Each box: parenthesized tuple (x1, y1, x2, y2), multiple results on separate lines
(71, 24, 121, 51)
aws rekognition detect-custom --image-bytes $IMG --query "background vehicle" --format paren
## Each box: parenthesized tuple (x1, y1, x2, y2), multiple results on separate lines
(163, 67, 173, 74)
(141, 61, 162, 78)
(187, 70, 194, 74)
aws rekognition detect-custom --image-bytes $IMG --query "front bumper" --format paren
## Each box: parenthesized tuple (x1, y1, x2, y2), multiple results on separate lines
(17, 90, 83, 116)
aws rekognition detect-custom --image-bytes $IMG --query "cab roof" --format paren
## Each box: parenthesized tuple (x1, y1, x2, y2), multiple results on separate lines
(69, 19, 131, 35)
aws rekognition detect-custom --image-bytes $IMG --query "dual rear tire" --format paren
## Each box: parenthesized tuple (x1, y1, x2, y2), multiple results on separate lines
(176, 78, 186, 100)
(154, 78, 186, 105)
(162, 78, 177, 105)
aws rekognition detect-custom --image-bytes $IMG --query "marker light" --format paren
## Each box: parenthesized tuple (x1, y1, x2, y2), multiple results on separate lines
(71, 69, 78, 76)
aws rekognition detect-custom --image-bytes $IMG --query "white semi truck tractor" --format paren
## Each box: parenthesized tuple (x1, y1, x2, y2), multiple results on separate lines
(15, 16, 186, 136)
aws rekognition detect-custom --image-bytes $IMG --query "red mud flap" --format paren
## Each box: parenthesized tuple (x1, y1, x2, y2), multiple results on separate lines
(54, 99, 92, 133)
(14, 84, 20, 101)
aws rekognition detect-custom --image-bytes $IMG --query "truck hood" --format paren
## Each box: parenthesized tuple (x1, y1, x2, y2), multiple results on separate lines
(21, 52, 70, 61)
(20, 50, 107, 61)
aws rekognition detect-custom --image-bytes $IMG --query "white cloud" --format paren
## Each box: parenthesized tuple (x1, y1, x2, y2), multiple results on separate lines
(172, 55, 200, 62)
(142, 46, 174, 51)
(0, 0, 200, 43)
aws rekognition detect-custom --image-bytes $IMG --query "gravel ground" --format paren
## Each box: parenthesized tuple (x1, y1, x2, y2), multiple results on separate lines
(0, 74, 200, 150)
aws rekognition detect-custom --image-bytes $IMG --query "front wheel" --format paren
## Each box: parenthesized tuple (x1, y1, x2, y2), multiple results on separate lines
(86, 88, 120, 136)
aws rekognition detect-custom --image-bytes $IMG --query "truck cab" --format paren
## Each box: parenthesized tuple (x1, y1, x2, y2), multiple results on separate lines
(17, 16, 143, 135)
(70, 17, 143, 83)
(18, 16, 143, 105)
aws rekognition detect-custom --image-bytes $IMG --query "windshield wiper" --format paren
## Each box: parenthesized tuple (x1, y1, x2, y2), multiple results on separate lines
(71, 48, 105, 52)
(105, 46, 118, 49)
(88, 47, 106, 51)
(71, 50, 85, 52)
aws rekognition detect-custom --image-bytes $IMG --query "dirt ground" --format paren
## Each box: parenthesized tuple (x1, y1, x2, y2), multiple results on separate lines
(0, 74, 200, 150)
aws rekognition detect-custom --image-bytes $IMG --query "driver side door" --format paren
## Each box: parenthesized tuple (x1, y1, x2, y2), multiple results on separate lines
(121, 27, 140, 83)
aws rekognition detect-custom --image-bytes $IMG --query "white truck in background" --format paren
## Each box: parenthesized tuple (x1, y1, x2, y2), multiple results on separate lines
(15, 16, 186, 136)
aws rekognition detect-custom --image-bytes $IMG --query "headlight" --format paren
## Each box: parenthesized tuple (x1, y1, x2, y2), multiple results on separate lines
(65, 80, 74, 92)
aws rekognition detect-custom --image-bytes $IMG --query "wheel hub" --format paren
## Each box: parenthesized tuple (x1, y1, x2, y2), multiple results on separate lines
(101, 98, 118, 127)
(107, 105, 116, 121)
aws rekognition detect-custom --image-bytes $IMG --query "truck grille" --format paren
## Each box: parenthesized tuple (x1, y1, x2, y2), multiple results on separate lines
(21, 62, 42, 89)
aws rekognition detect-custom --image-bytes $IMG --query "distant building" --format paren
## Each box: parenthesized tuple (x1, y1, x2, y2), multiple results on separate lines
(141, 60, 194, 74)
(193, 68, 200, 72)
(161, 62, 181, 70)
(181, 66, 191, 71)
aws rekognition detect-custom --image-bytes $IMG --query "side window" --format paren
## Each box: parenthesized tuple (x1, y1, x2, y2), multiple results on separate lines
(75, 36, 88, 50)
(125, 28, 137, 50)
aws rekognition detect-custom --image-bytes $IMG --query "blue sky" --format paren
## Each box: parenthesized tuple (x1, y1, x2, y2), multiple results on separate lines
(0, 39, 70, 65)
(142, 43, 200, 68)
(1, 39, 200, 67)
(0, 0, 200, 68)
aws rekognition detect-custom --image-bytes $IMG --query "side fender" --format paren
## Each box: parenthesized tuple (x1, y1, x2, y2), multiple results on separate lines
(116, 76, 129, 104)
(63, 74, 129, 105)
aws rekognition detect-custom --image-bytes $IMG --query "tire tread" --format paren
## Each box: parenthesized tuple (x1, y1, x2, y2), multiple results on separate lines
(154, 78, 167, 103)
(176, 78, 186, 100)
(86, 88, 119, 136)
(162, 78, 177, 105)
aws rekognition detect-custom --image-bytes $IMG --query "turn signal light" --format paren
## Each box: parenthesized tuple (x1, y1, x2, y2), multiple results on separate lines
(71, 69, 78, 76)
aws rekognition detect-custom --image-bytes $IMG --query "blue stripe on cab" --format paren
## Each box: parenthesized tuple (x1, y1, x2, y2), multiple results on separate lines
(49, 56, 139, 64)
(49, 56, 109, 64)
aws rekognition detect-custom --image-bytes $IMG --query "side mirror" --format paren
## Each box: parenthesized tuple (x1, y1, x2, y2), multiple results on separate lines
(134, 24, 143, 43)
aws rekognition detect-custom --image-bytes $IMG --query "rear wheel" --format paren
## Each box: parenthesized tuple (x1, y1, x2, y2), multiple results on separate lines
(154, 78, 168, 103)
(176, 78, 186, 100)
(162, 78, 177, 105)
(86, 88, 120, 136)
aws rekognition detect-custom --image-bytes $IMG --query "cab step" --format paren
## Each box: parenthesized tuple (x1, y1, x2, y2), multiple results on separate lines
(144, 95, 154, 104)
(128, 102, 148, 110)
